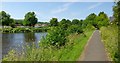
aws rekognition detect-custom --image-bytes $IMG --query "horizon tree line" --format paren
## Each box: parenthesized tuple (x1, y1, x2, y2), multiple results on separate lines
(0, 10, 116, 28)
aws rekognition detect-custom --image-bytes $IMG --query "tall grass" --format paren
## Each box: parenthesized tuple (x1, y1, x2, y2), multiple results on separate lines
(2, 30, 94, 61)
(100, 24, 118, 61)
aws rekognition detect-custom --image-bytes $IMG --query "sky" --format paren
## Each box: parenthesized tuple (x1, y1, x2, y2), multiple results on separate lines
(1, 0, 114, 2)
(1, 2, 114, 22)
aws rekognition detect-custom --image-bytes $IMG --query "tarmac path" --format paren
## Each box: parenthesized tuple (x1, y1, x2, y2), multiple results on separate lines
(79, 30, 108, 61)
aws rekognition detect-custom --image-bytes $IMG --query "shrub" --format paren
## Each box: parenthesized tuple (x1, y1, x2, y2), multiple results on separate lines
(100, 25, 118, 61)
(43, 26, 67, 47)
(67, 25, 83, 34)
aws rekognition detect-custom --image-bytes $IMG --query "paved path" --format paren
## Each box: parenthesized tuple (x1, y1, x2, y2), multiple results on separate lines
(79, 30, 108, 61)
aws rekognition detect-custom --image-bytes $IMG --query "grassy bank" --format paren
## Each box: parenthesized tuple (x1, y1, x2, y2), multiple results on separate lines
(2, 29, 94, 61)
(100, 25, 118, 61)
(0, 27, 49, 33)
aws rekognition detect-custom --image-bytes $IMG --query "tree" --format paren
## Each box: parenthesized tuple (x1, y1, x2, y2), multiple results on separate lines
(23, 12, 38, 27)
(113, 1, 120, 25)
(50, 18, 58, 26)
(86, 13, 97, 27)
(79, 20, 83, 26)
(59, 19, 71, 30)
(0, 11, 14, 26)
(82, 13, 97, 29)
(96, 12, 109, 27)
(72, 19, 80, 25)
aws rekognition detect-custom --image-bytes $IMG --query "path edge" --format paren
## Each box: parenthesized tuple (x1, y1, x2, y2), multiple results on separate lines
(78, 30, 96, 61)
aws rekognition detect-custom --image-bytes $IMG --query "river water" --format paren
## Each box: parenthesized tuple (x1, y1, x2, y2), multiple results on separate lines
(0, 32, 47, 59)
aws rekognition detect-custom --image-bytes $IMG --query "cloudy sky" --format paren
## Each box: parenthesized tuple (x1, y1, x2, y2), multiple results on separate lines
(1, 2, 114, 22)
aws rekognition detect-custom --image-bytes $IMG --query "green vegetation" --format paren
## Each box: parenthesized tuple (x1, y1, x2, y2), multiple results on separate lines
(2, 29, 94, 61)
(0, 11, 15, 27)
(1, 1, 119, 62)
(50, 18, 58, 26)
(0, 27, 49, 33)
(84, 12, 109, 29)
(42, 26, 67, 47)
(23, 12, 38, 27)
(100, 1, 120, 62)
(100, 24, 118, 61)
(15, 19, 23, 25)
(2, 10, 111, 61)
(0, 11, 49, 28)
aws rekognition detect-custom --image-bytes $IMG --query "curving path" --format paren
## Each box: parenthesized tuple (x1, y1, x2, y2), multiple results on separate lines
(79, 30, 108, 61)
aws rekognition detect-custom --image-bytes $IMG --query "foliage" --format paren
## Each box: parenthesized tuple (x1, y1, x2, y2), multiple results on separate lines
(85, 13, 97, 25)
(23, 12, 38, 26)
(67, 25, 83, 34)
(59, 19, 71, 30)
(72, 19, 80, 25)
(43, 26, 67, 47)
(0, 27, 48, 33)
(112, 1, 120, 25)
(15, 19, 23, 25)
(50, 18, 58, 26)
(100, 25, 118, 62)
(2, 29, 94, 61)
(97, 12, 109, 27)
(83, 12, 109, 29)
(0, 11, 15, 27)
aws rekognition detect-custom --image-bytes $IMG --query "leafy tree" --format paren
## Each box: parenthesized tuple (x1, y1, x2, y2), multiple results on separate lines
(79, 20, 83, 26)
(59, 19, 71, 30)
(23, 12, 38, 27)
(84, 13, 97, 28)
(113, 1, 120, 25)
(72, 19, 80, 25)
(0, 11, 14, 26)
(66, 19, 72, 25)
(50, 18, 58, 26)
(96, 12, 109, 28)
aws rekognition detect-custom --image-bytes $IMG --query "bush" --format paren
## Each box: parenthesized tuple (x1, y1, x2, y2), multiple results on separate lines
(67, 25, 83, 34)
(43, 26, 67, 47)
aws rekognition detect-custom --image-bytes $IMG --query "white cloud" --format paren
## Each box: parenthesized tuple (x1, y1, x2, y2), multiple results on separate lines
(51, 3, 74, 14)
(51, 7, 68, 14)
(88, 3, 103, 10)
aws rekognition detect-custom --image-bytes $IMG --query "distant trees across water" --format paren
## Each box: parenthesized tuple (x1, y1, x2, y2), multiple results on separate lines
(0, 11, 49, 28)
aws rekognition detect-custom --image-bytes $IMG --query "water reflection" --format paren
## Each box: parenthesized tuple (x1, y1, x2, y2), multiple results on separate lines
(24, 33, 36, 43)
(1, 32, 47, 57)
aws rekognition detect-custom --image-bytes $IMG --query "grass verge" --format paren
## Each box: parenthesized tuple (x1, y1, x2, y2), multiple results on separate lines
(100, 25, 118, 61)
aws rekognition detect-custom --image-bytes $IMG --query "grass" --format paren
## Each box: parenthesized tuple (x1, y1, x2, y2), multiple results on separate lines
(2, 29, 94, 61)
(100, 24, 118, 61)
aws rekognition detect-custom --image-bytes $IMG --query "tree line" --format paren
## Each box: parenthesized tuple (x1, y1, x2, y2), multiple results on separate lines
(0, 11, 38, 27)
(49, 12, 109, 29)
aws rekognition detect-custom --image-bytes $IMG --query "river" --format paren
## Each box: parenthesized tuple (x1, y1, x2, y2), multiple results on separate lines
(0, 32, 47, 59)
